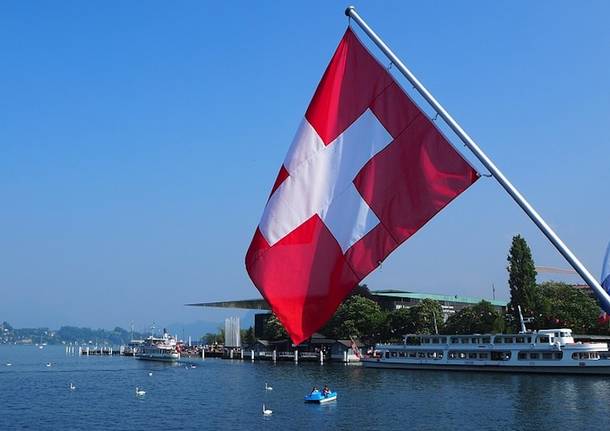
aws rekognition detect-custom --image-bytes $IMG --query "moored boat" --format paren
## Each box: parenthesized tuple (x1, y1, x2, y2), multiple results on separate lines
(135, 330, 180, 362)
(363, 328, 610, 374)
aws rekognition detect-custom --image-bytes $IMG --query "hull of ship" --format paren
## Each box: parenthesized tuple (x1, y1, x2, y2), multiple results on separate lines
(362, 359, 610, 375)
(135, 354, 179, 363)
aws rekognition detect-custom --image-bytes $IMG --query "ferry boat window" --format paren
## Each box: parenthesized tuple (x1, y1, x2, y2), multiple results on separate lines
(391, 352, 398, 358)
(461, 338, 469, 344)
(518, 352, 527, 360)
(554, 332, 559, 337)
(479, 353, 489, 359)
(542, 353, 553, 360)
(527, 337, 532, 343)
(482, 337, 490, 344)
(471, 337, 479, 344)
(399, 352, 406, 357)
(418, 352, 426, 358)
(436, 352, 444, 359)
(459, 352, 467, 359)
(468, 353, 477, 359)
(516, 337, 524, 343)
(494, 337, 503, 344)
(423, 338, 430, 344)
(560, 332, 570, 337)
(432, 338, 439, 344)
(539, 336, 549, 343)
(451, 337, 459, 344)
(408, 352, 417, 358)
(385, 352, 390, 359)
(440, 337, 447, 343)
(530, 353, 539, 360)
(504, 337, 513, 343)
(554, 352, 563, 360)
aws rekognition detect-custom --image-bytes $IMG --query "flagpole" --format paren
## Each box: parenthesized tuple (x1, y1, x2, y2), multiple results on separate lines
(344, 6, 610, 311)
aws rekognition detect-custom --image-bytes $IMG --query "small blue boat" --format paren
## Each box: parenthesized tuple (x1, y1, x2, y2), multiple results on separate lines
(304, 390, 337, 403)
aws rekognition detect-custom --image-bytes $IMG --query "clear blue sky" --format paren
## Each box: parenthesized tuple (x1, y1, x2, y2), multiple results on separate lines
(1, 1, 609, 331)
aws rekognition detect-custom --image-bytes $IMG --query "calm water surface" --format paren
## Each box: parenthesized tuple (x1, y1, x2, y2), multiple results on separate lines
(1, 345, 609, 430)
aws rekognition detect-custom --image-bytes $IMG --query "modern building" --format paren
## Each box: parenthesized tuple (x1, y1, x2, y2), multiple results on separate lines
(224, 317, 241, 348)
(189, 289, 507, 333)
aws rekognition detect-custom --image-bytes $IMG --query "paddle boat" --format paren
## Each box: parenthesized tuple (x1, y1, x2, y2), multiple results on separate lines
(304, 389, 337, 403)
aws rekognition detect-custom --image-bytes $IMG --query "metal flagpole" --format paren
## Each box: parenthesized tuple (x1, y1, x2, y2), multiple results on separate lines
(344, 6, 610, 311)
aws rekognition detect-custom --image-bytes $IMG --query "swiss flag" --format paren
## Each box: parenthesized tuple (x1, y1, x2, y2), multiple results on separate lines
(246, 28, 479, 344)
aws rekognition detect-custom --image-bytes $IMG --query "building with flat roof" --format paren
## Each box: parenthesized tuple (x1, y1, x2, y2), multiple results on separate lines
(188, 289, 507, 330)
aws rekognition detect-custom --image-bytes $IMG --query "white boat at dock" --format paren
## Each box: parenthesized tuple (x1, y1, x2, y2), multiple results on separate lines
(135, 330, 180, 362)
(363, 328, 610, 374)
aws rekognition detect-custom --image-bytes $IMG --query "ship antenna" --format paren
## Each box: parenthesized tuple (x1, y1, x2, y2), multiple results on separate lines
(517, 306, 527, 334)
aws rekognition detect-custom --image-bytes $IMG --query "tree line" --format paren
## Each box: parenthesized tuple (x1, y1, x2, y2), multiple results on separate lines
(256, 235, 609, 345)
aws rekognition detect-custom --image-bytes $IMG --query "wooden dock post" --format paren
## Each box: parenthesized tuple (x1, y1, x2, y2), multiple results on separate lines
(272, 350, 277, 363)
(251, 350, 254, 362)
(230, 349, 234, 359)
(294, 350, 298, 364)
(320, 350, 323, 365)
(201, 348, 205, 359)
(240, 349, 244, 360)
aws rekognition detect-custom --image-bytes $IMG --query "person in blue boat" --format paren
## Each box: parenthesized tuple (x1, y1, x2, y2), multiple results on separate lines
(322, 385, 330, 396)
(310, 386, 319, 395)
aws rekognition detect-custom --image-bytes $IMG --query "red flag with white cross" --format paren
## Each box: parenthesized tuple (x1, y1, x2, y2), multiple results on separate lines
(246, 28, 479, 344)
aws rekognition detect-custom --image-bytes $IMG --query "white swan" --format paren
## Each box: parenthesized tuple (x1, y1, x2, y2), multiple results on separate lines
(262, 404, 272, 416)
(265, 382, 273, 391)
(135, 387, 146, 396)
(5, 363, 11, 367)
(46, 362, 52, 367)
(148, 372, 153, 376)
(69, 383, 76, 390)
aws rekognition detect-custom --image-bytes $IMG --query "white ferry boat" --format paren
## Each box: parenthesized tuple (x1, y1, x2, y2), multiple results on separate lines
(135, 330, 180, 362)
(363, 328, 610, 374)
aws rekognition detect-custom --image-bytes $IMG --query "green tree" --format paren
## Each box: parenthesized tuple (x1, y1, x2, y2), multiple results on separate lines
(323, 295, 385, 344)
(443, 300, 505, 334)
(263, 314, 288, 341)
(533, 282, 599, 333)
(408, 299, 444, 334)
(507, 235, 538, 328)
(241, 326, 256, 346)
(202, 327, 225, 345)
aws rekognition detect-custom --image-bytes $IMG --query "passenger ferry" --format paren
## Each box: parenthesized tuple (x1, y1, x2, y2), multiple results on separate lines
(135, 330, 180, 362)
(363, 328, 610, 374)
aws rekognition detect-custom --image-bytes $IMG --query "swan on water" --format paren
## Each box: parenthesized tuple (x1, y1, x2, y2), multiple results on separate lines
(46, 363, 51, 367)
(148, 372, 153, 376)
(262, 404, 272, 416)
(69, 383, 76, 390)
(265, 383, 273, 391)
(135, 387, 146, 396)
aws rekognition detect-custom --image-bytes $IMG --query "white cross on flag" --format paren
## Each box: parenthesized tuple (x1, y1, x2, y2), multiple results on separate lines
(246, 28, 479, 344)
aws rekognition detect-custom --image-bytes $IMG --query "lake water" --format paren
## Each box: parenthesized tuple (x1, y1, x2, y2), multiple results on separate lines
(1, 345, 610, 430)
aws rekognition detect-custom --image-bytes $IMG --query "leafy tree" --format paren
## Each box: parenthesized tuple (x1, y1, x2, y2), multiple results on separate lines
(408, 299, 444, 334)
(202, 327, 225, 345)
(507, 235, 538, 328)
(263, 314, 288, 341)
(443, 300, 505, 334)
(241, 326, 256, 346)
(386, 307, 411, 341)
(533, 282, 599, 333)
(322, 295, 385, 344)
